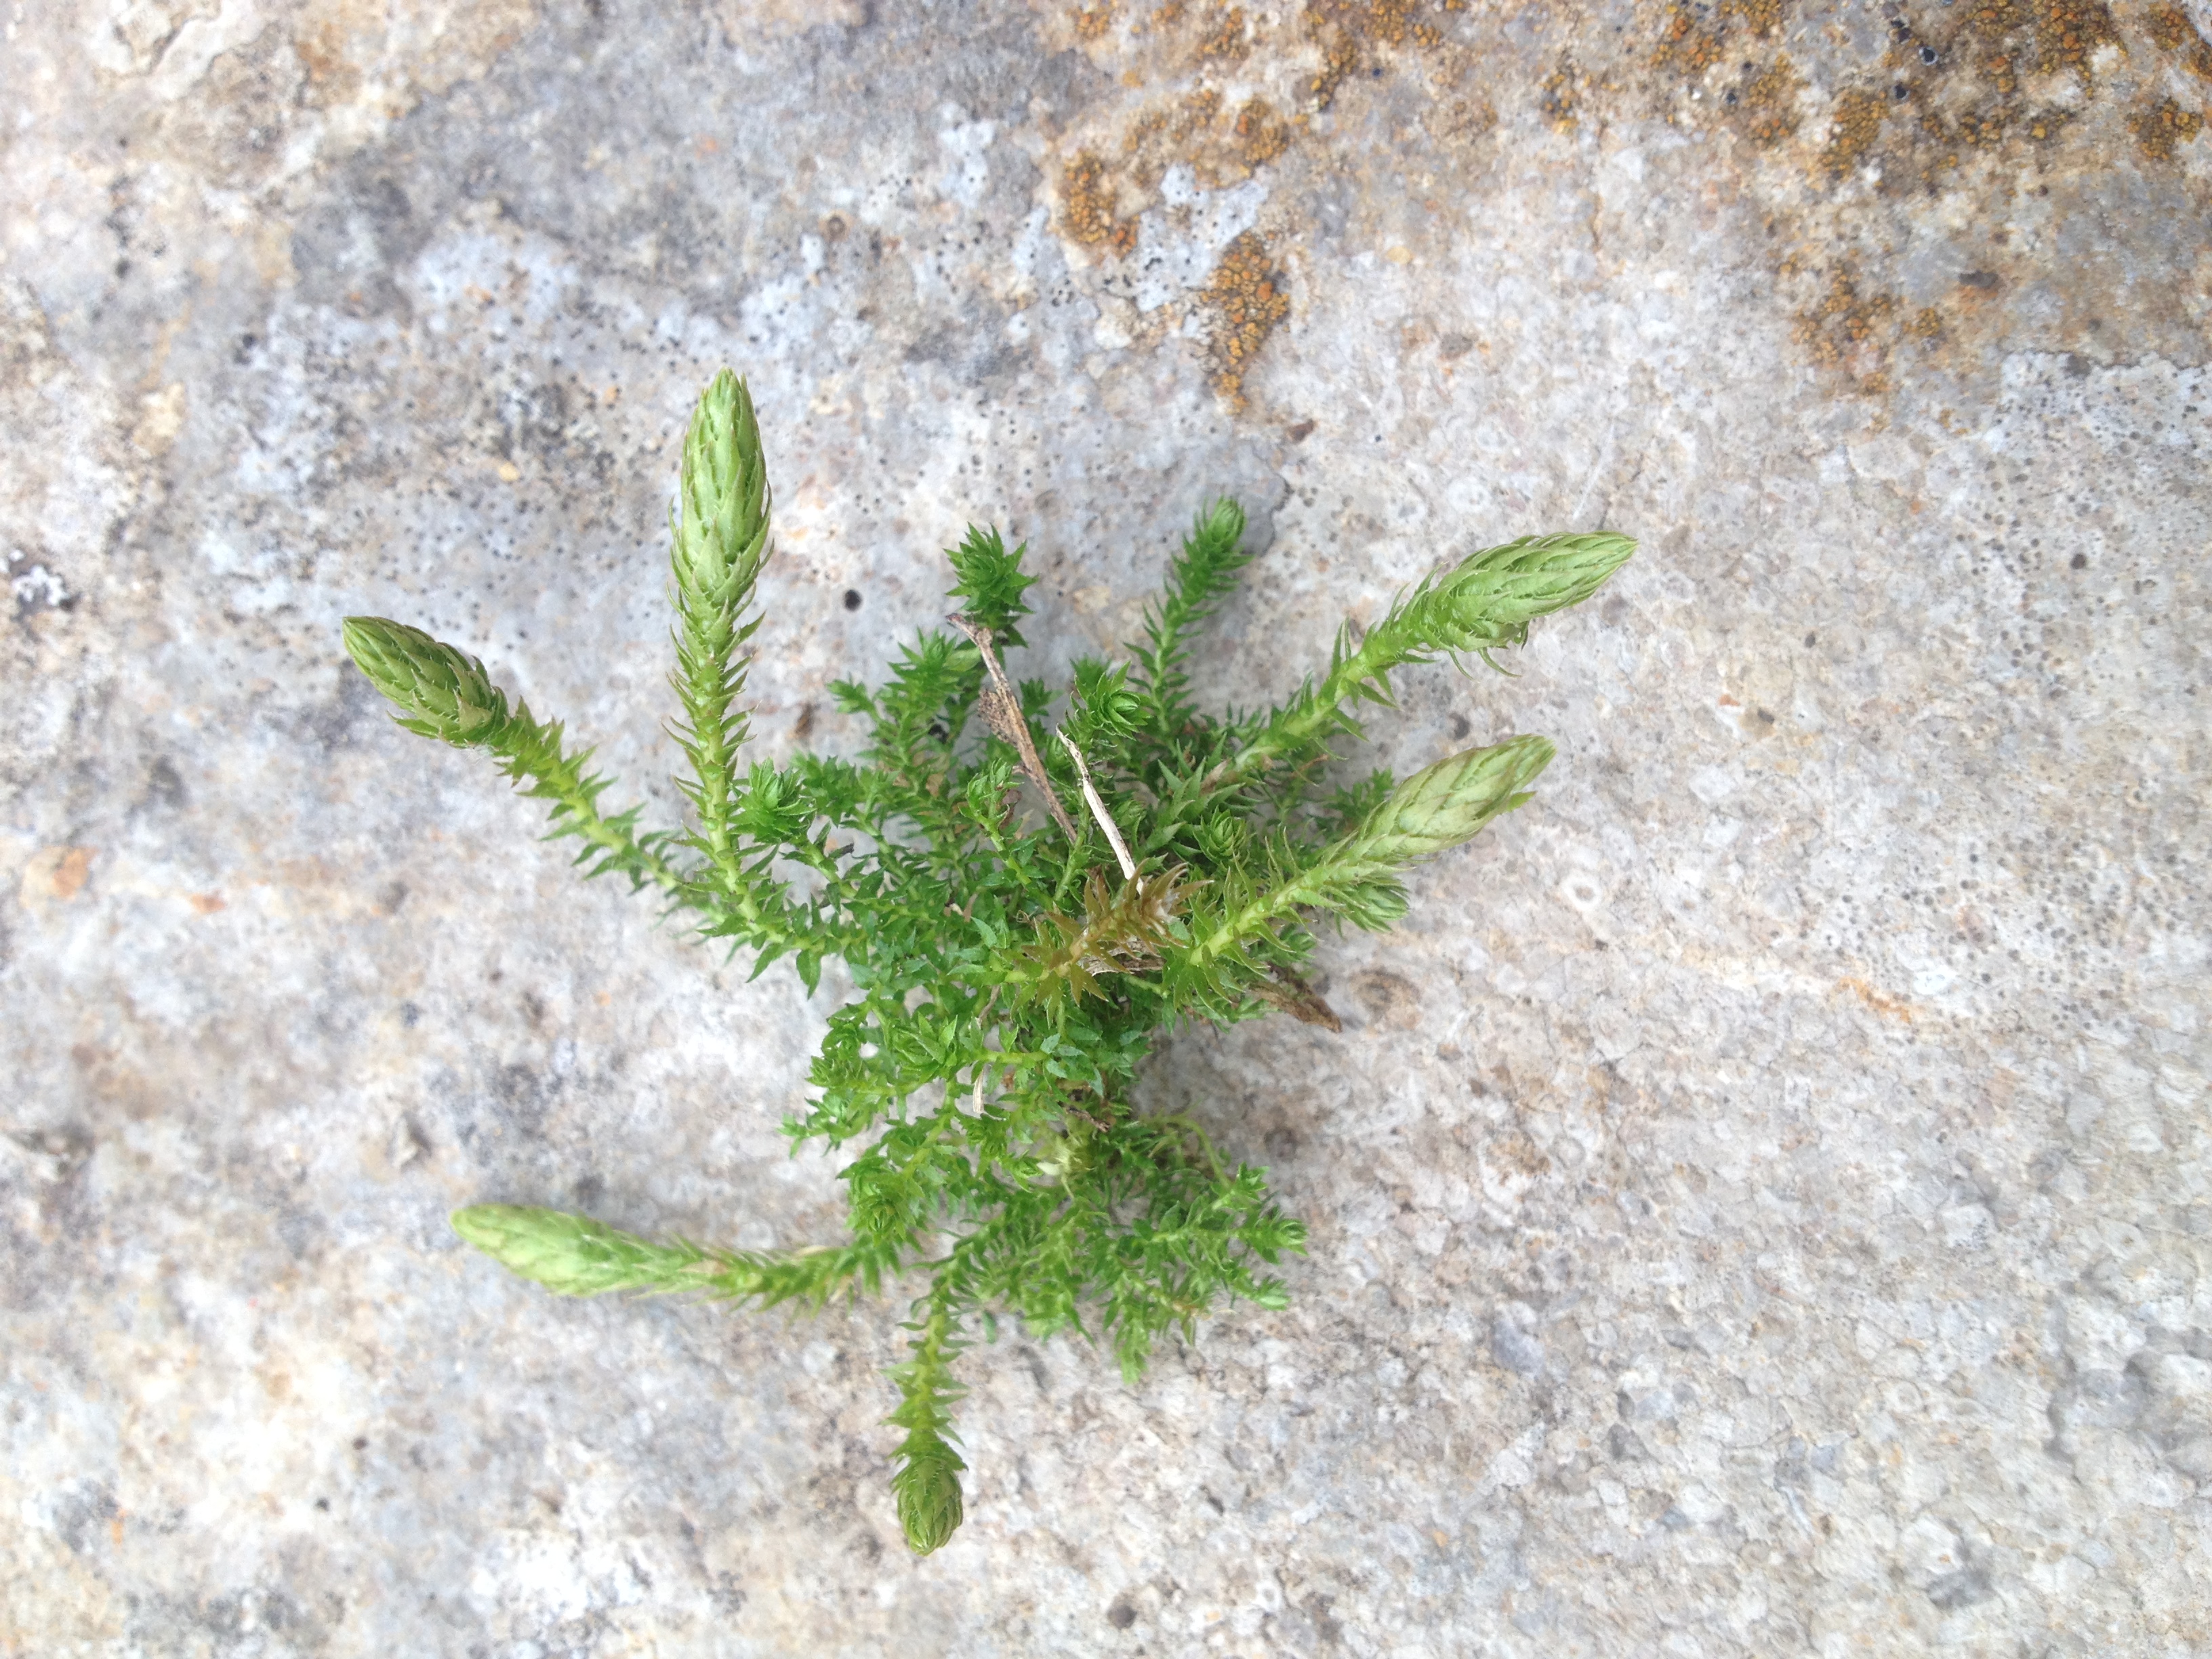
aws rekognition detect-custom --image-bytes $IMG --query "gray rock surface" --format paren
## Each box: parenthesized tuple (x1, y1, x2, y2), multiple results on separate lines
(5, 0, 2209, 1652)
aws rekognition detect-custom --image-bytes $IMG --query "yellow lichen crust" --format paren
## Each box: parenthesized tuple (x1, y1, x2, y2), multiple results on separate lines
(1061, 151, 1139, 255)
(1818, 87, 1889, 180)
(1194, 3, 1250, 62)
(2147, 4, 2212, 77)
(1200, 232, 1290, 410)
(1793, 268, 1900, 394)
(1034, 0, 2203, 408)
(1233, 96, 1291, 166)
(2130, 95, 2206, 160)
(1738, 56, 1803, 147)
(1539, 59, 1580, 129)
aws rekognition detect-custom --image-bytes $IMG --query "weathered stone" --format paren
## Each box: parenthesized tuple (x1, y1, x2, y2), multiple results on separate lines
(5, 1, 2207, 1652)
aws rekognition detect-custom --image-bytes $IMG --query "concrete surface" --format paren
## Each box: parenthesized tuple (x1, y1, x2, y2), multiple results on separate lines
(4, 0, 2209, 1653)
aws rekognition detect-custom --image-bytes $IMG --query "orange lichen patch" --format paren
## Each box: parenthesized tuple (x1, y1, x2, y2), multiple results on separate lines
(1737, 55, 1803, 146)
(1908, 306, 1943, 339)
(1656, 0, 1788, 79)
(1306, 12, 1362, 110)
(1724, 0, 1785, 36)
(1423, 93, 1498, 144)
(23, 845, 97, 904)
(1349, 0, 1438, 49)
(2130, 95, 2206, 160)
(1838, 976, 1914, 1022)
(1793, 267, 1900, 391)
(1199, 231, 1290, 409)
(1307, 0, 1448, 55)
(1818, 87, 1888, 178)
(1073, 3, 1115, 41)
(2147, 4, 2212, 77)
(2030, 0, 2121, 78)
(1195, 3, 1250, 61)
(1957, 105, 2006, 145)
(1149, 0, 1187, 24)
(1176, 85, 1222, 135)
(1539, 60, 1580, 128)
(1234, 96, 1292, 165)
(1653, 5, 1725, 75)
(1911, 89, 2069, 179)
(1122, 107, 1168, 152)
(1061, 152, 1138, 255)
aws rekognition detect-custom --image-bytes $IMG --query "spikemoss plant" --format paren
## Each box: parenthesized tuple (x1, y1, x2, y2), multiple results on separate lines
(343, 370, 1632, 1554)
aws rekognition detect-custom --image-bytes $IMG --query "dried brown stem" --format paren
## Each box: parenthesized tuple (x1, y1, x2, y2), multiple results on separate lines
(946, 614, 1080, 842)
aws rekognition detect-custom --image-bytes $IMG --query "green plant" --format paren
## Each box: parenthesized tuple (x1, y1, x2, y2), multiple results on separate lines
(342, 370, 1632, 1554)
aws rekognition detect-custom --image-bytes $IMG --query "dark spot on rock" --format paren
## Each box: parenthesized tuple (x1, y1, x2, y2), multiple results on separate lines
(1959, 270, 2000, 291)
(1891, 82, 1909, 100)
(1607, 1422, 1650, 1460)
(352, 1437, 368, 1450)
(843, 588, 862, 611)
(2064, 353, 2091, 379)
(7, 1123, 94, 1181)
(315, 1497, 330, 1511)
(306, 669, 384, 754)
(1107, 1597, 1138, 1629)
(1285, 418, 1316, 441)
(1437, 333, 1473, 360)
(400, 1001, 421, 1028)
(1349, 968, 1422, 1029)
(1490, 1313, 1545, 1376)
(52, 1481, 117, 1554)
(1450, 713, 1471, 739)
(1263, 1125, 1301, 1161)
(143, 756, 187, 813)
(2070, 552, 2088, 569)
(491, 1062, 548, 1132)
(1919, 43, 1938, 62)
(1804, 631, 1818, 646)
(1755, 708, 1776, 725)
(1926, 1565, 1994, 1610)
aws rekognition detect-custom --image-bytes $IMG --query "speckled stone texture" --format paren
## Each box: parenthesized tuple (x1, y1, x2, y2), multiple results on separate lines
(5, 0, 2209, 1653)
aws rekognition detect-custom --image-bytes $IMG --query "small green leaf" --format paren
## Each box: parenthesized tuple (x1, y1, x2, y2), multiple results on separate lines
(451, 1204, 670, 1296)
(342, 617, 511, 747)
(945, 524, 1036, 647)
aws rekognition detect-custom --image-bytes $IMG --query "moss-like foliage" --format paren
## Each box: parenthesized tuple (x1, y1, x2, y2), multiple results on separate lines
(345, 370, 1632, 1553)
